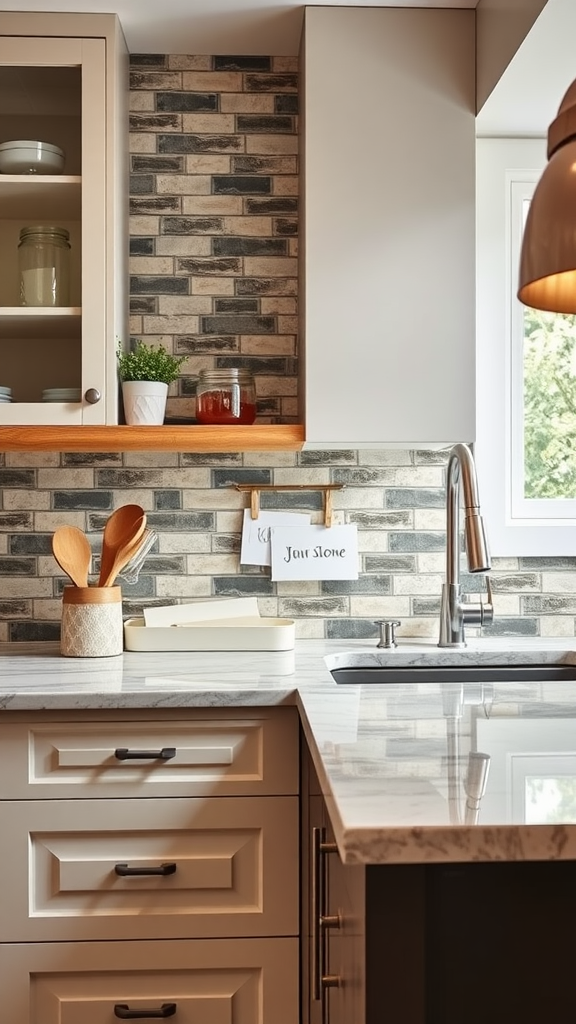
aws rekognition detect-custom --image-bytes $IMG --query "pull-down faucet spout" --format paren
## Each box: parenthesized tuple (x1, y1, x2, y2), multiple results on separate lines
(438, 443, 493, 648)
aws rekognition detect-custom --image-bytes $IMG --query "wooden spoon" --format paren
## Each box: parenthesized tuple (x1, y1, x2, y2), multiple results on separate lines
(99, 505, 147, 587)
(99, 524, 148, 588)
(52, 525, 92, 588)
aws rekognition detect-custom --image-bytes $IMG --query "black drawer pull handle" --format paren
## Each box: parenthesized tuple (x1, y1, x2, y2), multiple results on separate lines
(115, 862, 177, 877)
(114, 1004, 177, 1019)
(114, 747, 176, 761)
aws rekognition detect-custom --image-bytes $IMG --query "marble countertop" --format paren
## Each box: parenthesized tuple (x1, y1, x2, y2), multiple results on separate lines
(2, 636, 576, 865)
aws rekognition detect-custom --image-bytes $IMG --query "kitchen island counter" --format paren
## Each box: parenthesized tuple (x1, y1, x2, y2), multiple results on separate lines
(2, 637, 576, 865)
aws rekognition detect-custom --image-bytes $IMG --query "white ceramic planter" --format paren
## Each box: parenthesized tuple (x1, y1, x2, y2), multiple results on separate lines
(122, 380, 168, 425)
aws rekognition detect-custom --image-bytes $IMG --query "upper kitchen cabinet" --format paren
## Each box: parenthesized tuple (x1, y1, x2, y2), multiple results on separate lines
(0, 13, 128, 427)
(300, 7, 476, 449)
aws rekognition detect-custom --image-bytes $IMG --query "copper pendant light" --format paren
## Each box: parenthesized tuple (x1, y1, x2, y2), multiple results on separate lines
(518, 79, 576, 312)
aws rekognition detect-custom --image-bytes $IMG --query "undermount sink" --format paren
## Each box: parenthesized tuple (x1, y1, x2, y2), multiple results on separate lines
(329, 663, 576, 684)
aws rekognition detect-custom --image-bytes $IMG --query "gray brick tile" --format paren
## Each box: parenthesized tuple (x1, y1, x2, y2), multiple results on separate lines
(321, 576, 392, 595)
(245, 74, 297, 92)
(385, 488, 445, 509)
(389, 533, 446, 553)
(159, 134, 243, 154)
(214, 56, 271, 71)
(157, 92, 218, 112)
(10, 622, 60, 642)
(326, 619, 378, 639)
(0, 558, 36, 575)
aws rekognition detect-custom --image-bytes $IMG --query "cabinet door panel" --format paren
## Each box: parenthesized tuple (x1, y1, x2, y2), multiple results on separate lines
(0, 796, 299, 941)
(0, 938, 299, 1024)
(0, 710, 299, 797)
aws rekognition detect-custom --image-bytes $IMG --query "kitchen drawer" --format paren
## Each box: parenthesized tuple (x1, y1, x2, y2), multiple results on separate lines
(0, 707, 299, 798)
(0, 937, 299, 1024)
(0, 796, 299, 941)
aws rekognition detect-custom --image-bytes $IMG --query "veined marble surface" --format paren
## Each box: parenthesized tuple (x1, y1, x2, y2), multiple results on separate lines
(2, 636, 576, 865)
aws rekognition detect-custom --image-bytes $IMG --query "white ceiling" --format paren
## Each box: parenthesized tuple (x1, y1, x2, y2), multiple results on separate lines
(0, 0, 573, 135)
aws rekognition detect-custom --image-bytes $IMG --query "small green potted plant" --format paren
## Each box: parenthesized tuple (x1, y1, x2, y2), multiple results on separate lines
(117, 340, 186, 425)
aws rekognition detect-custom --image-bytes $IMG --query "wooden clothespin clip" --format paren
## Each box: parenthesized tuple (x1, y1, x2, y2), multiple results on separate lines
(250, 488, 261, 520)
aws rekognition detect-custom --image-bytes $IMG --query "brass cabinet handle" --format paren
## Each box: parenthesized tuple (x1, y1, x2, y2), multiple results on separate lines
(311, 827, 340, 1004)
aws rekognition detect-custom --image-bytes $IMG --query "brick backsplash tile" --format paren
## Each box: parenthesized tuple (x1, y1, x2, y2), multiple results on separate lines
(1, 59, 573, 643)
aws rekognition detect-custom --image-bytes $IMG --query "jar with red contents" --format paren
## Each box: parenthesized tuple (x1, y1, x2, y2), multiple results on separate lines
(195, 369, 257, 425)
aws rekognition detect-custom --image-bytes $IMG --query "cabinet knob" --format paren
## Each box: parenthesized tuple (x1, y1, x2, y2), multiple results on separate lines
(84, 387, 102, 404)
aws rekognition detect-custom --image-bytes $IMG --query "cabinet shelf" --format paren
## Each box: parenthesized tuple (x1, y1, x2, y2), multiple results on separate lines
(0, 308, 81, 339)
(0, 176, 81, 219)
(0, 423, 305, 452)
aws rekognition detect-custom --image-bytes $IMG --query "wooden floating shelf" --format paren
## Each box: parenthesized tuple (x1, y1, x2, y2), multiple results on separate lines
(0, 423, 305, 452)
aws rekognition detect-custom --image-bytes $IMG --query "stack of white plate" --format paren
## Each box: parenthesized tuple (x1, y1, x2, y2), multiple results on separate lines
(0, 386, 12, 403)
(0, 140, 65, 175)
(42, 388, 81, 403)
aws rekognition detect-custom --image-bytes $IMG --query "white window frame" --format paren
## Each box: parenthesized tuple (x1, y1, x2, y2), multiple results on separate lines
(475, 136, 576, 556)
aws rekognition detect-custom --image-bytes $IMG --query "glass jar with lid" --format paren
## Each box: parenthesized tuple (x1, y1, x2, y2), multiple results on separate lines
(18, 225, 71, 307)
(195, 368, 257, 425)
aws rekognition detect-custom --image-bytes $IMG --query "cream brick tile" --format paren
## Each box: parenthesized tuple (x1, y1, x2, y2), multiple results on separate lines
(417, 553, 445, 573)
(183, 489, 244, 511)
(359, 450, 413, 467)
(260, 297, 297, 315)
(276, 580, 321, 596)
(244, 451, 297, 468)
(356, 532, 389, 552)
(37, 469, 94, 488)
(129, 133, 157, 153)
(273, 467, 330, 486)
(492, 595, 520, 615)
(391, 467, 444, 486)
(184, 155, 231, 174)
(542, 572, 576, 593)
(129, 315, 143, 333)
(181, 113, 236, 134)
(220, 94, 274, 113)
(272, 176, 298, 196)
(414, 510, 445, 530)
(241, 335, 296, 355)
(295, 620, 325, 639)
(288, 238, 298, 257)
(256, 376, 298, 397)
(158, 296, 213, 316)
(0, 578, 53, 597)
(156, 576, 213, 598)
(540, 617, 576, 636)
(168, 55, 211, 70)
(491, 557, 520, 571)
(246, 135, 298, 155)
(351, 596, 410, 617)
(182, 195, 243, 215)
(0, 536, 7, 553)
(0, 625, 8, 641)
(398, 617, 438, 639)
(158, 533, 211, 554)
(3, 491, 51, 511)
(272, 56, 299, 72)
(38, 556, 71, 577)
(256, 597, 279, 617)
(129, 257, 175, 274)
(281, 397, 300, 418)
(278, 315, 298, 333)
(182, 71, 243, 91)
(155, 237, 211, 257)
(129, 91, 155, 111)
(215, 511, 245, 532)
(32, 599, 62, 620)
(142, 315, 201, 334)
(223, 216, 272, 236)
(191, 276, 235, 295)
(185, 553, 238, 574)
(6, 452, 59, 468)
(123, 451, 179, 467)
(156, 175, 212, 195)
(332, 488, 384, 510)
(129, 216, 161, 235)
(394, 574, 443, 595)
(244, 256, 297, 277)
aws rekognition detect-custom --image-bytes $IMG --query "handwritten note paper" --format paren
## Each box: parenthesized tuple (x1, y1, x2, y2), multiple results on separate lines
(270, 524, 359, 581)
(240, 509, 311, 566)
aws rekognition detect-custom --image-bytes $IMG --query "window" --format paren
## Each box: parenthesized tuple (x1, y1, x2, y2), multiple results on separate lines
(475, 137, 576, 555)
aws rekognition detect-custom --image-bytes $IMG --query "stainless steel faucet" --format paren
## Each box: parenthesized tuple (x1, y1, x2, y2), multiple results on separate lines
(438, 443, 494, 647)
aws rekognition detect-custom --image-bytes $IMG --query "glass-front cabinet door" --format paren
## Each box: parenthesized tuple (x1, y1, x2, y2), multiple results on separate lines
(0, 34, 115, 425)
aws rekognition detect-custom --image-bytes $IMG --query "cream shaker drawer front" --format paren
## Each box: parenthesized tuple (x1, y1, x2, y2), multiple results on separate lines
(0, 709, 299, 798)
(0, 796, 299, 942)
(0, 937, 299, 1024)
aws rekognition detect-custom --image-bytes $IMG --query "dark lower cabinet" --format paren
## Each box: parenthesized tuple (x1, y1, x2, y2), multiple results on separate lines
(302, 738, 576, 1024)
